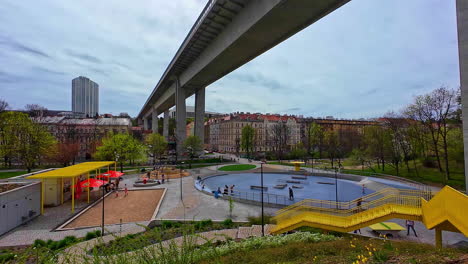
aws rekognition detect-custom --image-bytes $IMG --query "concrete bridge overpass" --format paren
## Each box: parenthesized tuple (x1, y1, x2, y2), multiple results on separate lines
(138, 0, 468, 189)
(137, 0, 351, 152)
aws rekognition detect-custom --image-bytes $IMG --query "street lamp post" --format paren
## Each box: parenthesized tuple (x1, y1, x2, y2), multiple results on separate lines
(334, 167, 338, 209)
(101, 184, 105, 236)
(260, 161, 265, 237)
(180, 161, 184, 201)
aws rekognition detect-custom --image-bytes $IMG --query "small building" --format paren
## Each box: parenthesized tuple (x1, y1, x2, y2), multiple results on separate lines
(26, 161, 116, 214)
(0, 181, 41, 236)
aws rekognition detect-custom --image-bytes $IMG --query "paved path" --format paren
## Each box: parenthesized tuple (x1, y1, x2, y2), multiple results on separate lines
(156, 173, 277, 221)
(61, 224, 275, 263)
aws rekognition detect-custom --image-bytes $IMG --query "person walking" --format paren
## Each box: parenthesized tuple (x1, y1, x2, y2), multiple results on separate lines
(289, 187, 294, 201)
(406, 220, 417, 237)
(124, 184, 128, 197)
(230, 185, 235, 195)
(362, 184, 366, 195)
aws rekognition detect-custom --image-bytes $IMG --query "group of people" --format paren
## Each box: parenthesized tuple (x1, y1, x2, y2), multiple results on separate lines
(143, 169, 166, 184)
(212, 185, 235, 198)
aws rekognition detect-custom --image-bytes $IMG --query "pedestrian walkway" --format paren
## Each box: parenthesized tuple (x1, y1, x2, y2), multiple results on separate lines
(61, 224, 276, 263)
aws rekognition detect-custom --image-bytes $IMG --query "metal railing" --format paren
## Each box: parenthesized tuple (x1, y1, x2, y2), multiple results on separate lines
(228, 190, 294, 206)
(274, 188, 432, 220)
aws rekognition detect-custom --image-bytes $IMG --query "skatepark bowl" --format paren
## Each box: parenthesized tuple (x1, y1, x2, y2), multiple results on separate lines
(196, 173, 417, 206)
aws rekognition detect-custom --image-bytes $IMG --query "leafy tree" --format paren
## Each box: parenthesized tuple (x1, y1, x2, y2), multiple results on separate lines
(290, 142, 307, 161)
(324, 130, 342, 168)
(362, 125, 391, 171)
(184, 135, 203, 168)
(447, 127, 464, 165)
(94, 133, 146, 172)
(348, 148, 367, 170)
(306, 122, 324, 158)
(145, 133, 168, 165)
(241, 125, 255, 158)
(0, 111, 56, 172)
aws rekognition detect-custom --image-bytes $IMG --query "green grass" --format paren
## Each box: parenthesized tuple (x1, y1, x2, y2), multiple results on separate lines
(341, 160, 466, 190)
(268, 159, 466, 190)
(0, 170, 30, 179)
(198, 235, 468, 264)
(218, 164, 256, 171)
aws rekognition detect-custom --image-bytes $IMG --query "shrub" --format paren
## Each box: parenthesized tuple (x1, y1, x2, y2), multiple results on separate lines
(195, 219, 213, 230)
(33, 239, 47, 248)
(222, 219, 234, 228)
(63, 236, 77, 244)
(247, 215, 274, 225)
(161, 220, 174, 229)
(95, 230, 102, 237)
(0, 252, 15, 263)
(85, 231, 98, 240)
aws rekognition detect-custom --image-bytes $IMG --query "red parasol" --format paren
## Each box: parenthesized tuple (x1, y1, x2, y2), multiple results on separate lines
(79, 178, 105, 188)
(96, 170, 124, 180)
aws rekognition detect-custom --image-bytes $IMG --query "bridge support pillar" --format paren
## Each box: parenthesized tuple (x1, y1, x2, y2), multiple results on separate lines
(435, 228, 442, 248)
(163, 110, 169, 140)
(194, 87, 205, 146)
(175, 78, 186, 154)
(457, 0, 468, 191)
(143, 117, 149, 130)
(152, 109, 159, 134)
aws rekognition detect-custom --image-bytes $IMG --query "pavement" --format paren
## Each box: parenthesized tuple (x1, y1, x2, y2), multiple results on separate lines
(0, 156, 466, 248)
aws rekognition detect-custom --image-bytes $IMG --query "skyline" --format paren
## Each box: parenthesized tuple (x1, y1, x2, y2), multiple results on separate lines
(0, 0, 460, 118)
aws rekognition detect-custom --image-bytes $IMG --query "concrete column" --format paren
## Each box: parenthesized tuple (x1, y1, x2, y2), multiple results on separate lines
(175, 77, 186, 154)
(152, 109, 159, 134)
(194, 87, 206, 144)
(457, 0, 468, 190)
(163, 110, 169, 140)
(143, 117, 149, 130)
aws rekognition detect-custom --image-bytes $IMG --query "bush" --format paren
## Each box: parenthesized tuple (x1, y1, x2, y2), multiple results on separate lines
(195, 219, 213, 230)
(247, 215, 274, 225)
(33, 239, 47, 248)
(161, 220, 171, 228)
(63, 236, 77, 244)
(222, 219, 234, 228)
(0, 252, 15, 263)
(85, 231, 98, 240)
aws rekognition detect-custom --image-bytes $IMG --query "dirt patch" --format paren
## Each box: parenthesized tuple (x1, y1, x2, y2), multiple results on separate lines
(64, 189, 165, 228)
(141, 168, 190, 180)
(0, 184, 23, 193)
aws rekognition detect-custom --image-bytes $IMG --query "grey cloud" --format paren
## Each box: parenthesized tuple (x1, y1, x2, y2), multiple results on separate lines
(232, 72, 282, 91)
(65, 50, 102, 64)
(0, 36, 50, 58)
(31, 66, 66, 76)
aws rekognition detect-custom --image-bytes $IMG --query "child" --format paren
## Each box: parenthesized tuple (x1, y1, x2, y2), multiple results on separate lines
(124, 184, 128, 197)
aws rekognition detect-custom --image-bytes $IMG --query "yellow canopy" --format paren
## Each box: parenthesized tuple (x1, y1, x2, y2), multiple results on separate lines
(27, 161, 116, 179)
(289, 161, 305, 164)
(368, 222, 406, 231)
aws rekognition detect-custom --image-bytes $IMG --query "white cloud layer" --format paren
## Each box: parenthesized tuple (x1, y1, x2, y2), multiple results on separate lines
(0, 0, 460, 118)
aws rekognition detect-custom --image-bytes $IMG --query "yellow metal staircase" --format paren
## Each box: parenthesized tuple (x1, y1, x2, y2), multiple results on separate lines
(272, 186, 468, 245)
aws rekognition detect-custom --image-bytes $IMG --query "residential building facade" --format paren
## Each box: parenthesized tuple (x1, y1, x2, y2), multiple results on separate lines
(205, 112, 377, 155)
(35, 117, 131, 160)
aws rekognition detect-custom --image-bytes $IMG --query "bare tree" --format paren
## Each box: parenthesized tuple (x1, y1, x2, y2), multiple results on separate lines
(404, 87, 457, 182)
(269, 122, 290, 161)
(0, 99, 9, 112)
(25, 104, 48, 118)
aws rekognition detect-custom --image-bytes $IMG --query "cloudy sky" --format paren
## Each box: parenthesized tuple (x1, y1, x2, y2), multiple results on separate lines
(0, 0, 460, 118)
